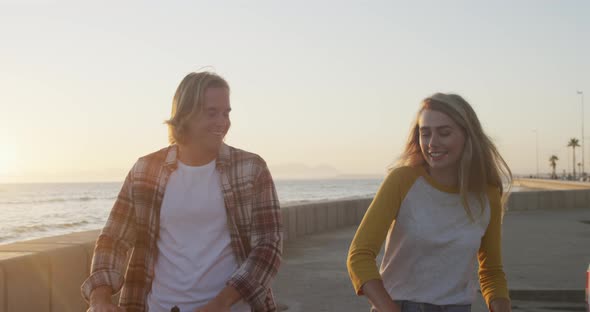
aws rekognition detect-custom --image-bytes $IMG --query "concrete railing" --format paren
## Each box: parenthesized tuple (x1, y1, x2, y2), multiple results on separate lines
(281, 198, 372, 242)
(506, 189, 590, 211)
(0, 190, 589, 312)
(514, 178, 590, 190)
(0, 198, 371, 312)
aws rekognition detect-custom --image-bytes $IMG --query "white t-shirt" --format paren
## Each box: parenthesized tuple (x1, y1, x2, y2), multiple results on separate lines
(147, 160, 251, 312)
(380, 176, 491, 305)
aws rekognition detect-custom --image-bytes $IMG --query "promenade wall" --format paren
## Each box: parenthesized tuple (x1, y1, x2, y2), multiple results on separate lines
(1, 184, 589, 311)
(513, 178, 590, 190)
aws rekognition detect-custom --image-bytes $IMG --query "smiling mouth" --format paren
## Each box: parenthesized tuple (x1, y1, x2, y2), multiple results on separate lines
(428, 151, 448, 160)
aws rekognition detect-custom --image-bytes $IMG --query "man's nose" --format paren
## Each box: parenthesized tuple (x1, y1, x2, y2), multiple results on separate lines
(215, 115, 230, 127)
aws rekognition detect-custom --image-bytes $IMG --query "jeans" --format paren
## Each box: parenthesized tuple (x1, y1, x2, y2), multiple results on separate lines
(371, 301, 471, 312)
(395, 300, 471, 312)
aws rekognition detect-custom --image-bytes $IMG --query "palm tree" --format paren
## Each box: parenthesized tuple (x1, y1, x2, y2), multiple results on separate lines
(568, 138, 580, 179)
(549, 155, 559, 179)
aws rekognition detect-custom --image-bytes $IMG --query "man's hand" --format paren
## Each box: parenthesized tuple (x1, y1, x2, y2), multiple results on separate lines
(194, 297, 230, 312)
(194, 285, 241, 312)
(489, 298, 511, 312)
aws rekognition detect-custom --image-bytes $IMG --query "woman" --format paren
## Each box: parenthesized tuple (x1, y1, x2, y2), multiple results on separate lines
(347, 93, 512, 312)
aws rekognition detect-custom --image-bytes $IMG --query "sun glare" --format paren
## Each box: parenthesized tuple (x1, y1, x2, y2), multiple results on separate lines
(0, 144, 18, 175)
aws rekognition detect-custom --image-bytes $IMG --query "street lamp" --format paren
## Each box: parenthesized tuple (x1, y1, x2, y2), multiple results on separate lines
(578, 90, 585, 179)
(532, 129, 539, 178)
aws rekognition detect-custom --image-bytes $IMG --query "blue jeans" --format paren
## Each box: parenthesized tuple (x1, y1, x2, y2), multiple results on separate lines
(396, 301, 471, 312)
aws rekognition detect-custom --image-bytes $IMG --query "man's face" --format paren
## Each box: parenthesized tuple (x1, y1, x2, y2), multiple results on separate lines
(185, 87, 231, 153)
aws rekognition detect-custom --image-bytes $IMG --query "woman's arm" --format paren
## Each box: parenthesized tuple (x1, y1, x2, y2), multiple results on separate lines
(478, 187, 510, 311)
(347, 168, 412, 297)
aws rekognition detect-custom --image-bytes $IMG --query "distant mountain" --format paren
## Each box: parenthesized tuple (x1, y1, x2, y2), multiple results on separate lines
(269, 163, 341, 179)
(332, 173, 385, 180)
(269, 163, 384, 180)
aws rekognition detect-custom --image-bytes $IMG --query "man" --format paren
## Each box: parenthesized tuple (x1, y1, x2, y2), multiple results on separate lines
(81, 72, 282, 312)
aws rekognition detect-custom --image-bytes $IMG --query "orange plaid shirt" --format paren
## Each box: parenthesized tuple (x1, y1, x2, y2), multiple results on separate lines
(81, 144, 282, 312)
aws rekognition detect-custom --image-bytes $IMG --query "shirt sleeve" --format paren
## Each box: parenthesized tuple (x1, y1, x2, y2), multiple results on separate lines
(81, 164, 138, 302)
(227, 162, 282, 307)
(347, 167, 412, 295)
(478, 187, 510, 306)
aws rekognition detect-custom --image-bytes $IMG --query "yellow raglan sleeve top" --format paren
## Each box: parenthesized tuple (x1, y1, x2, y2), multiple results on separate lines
(346, 166, 509, 307)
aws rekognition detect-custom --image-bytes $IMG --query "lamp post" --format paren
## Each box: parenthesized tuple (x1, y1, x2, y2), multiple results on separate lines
(578, 90, 584, 179)
(533, 129, 539, 178)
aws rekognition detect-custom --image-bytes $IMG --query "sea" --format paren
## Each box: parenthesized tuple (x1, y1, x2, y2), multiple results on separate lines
(0, 179, 533, 245)
(0, 179, 382, 245)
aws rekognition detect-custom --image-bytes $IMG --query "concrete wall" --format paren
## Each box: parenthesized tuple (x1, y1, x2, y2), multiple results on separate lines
(505, 189, 590, 211)
(0, 198, 371, 312)
(514, 178, 590, 190)
(0, 190, 588, 311)
(282, 198, 372, 243)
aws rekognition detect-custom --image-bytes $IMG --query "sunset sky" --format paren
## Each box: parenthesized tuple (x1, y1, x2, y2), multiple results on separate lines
(1, 0, 589, 183)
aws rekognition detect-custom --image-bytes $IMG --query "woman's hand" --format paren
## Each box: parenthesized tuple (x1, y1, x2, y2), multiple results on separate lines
(361, 280, 401, 312)
(489, 298, 511, 312)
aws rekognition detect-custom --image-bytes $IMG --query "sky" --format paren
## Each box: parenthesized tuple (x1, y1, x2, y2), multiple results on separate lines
(0, 0, 589, 183)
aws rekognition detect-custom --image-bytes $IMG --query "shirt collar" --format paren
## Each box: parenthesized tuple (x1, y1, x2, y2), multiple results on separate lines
(164, 143, 231, 170)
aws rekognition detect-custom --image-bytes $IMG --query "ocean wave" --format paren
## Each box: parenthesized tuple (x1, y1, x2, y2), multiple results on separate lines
(282, 194, 374, 205)
(0, 234, 18, 244)
(0, 196, 117, 205)
(12, 220, 90, 234)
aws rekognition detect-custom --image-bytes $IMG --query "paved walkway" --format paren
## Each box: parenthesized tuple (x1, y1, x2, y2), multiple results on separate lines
(272, 209, 590, 311)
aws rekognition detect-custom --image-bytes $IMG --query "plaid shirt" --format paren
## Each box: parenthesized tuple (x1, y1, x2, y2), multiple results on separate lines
(81, 144, 282, 312)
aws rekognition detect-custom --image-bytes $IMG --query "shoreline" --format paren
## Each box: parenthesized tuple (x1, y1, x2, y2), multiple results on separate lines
(0, 181, 572, 246)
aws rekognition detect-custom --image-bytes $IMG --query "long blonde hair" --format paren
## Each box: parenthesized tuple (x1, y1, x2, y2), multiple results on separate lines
(395, 93, 512, 219)
(165, 72, 229, 145)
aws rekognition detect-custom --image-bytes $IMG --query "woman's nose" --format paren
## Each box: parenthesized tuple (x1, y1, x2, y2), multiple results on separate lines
(427, 134, 439, 147)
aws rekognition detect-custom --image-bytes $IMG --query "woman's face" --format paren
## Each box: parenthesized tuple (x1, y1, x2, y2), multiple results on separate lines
(418, 109, 466, 173)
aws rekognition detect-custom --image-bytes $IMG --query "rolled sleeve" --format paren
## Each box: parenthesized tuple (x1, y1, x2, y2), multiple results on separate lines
(228, 164, 282, 307)
(81, 166, 137, 302)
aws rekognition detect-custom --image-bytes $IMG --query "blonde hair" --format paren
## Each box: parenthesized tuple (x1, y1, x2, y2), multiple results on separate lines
(165, 72, 229, 144)
(395, 93, 512, 219)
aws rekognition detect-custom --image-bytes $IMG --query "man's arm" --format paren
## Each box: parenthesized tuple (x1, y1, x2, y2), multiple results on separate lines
(226, 162, 282, 308)
(87, 286, 127, 312)
(81, 166, 138, 303)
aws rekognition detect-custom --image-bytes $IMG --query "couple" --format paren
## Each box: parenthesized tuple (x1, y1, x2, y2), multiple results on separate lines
(81, 71, 512, 312)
